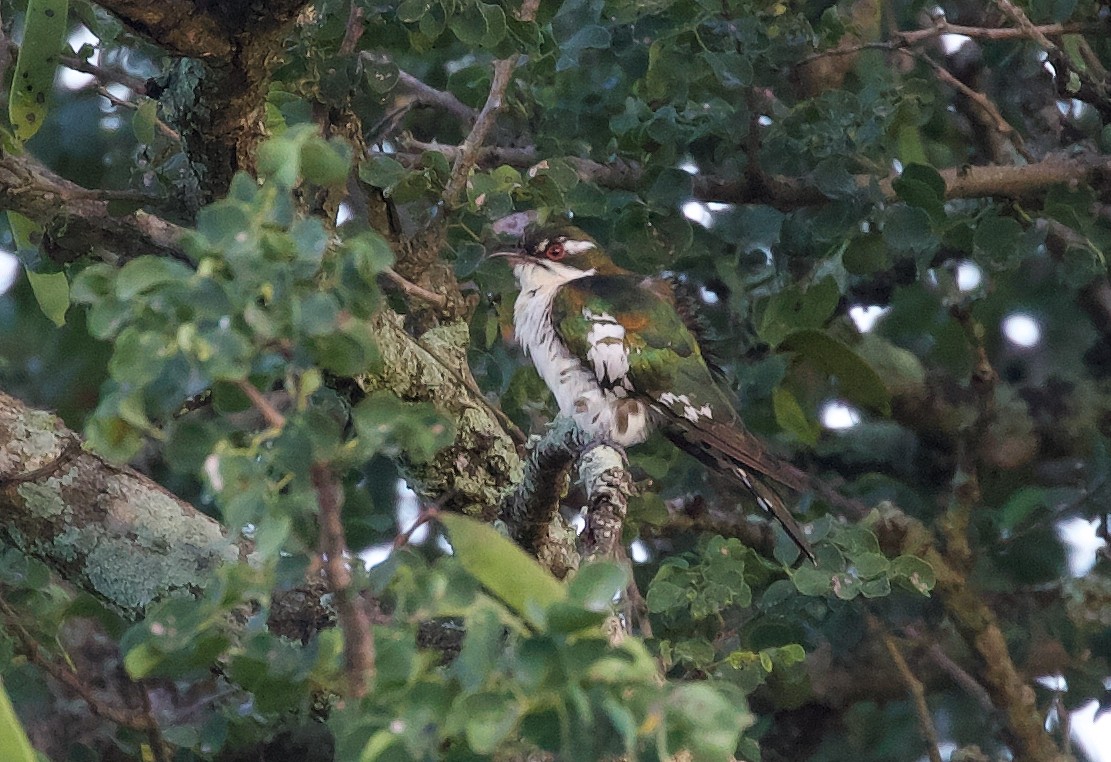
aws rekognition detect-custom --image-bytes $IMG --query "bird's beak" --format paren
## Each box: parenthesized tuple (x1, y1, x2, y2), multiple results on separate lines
(486, 248, 526, 264)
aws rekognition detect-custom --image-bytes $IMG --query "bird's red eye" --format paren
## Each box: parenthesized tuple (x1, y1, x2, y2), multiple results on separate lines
(545, 242, 566, 261)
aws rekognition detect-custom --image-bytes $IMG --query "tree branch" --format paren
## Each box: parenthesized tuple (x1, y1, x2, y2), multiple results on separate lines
(311, 463, 374, 697)
(361, 53, 478, 126)
(0, 595, 159, 732)
(869, 614, 944, 762)
(0, 391, 241, 619)
(358, 313, 523, 518)
(444, 57, 519, 206)
(499, 418, 583, 578)
(0, 151, 189, 263)
(579, 444, 632, 561)
(93, 0, 232, 58)
(391, 143, 1111, 210)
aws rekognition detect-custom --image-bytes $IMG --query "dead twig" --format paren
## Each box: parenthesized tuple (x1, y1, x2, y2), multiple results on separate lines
(381, 268, 448, 309)
(443, 57, 519, 206)
(0, 436, 80, 486)
(311, 463, 375, 697)
(869, 615, 944, 762)
(0, 595, 158, 732)
(235, 379, 287, 429)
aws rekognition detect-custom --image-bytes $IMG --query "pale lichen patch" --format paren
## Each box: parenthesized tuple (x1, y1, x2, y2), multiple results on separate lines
(16, 479, 67, 518)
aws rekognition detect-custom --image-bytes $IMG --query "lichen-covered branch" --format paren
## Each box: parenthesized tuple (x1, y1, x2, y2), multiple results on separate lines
(358, 312, 523, 518)
(579, 444, 631, 560)
(499, 418, 584, 578)
(0, 152, 188, 263)
(0, 391, 240, 619)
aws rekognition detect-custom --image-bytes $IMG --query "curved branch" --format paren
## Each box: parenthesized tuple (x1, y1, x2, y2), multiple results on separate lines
(0, 152, 188, 263)
(0, 391, 241, 619)
(393, 143, 1111, 209)
(94, 0, 232, 58)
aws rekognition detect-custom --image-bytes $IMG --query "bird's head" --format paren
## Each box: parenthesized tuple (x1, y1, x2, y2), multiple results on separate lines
(490, 225, 626, 286)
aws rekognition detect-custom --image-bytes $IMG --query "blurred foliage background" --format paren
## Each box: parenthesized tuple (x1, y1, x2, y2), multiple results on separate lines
(1, 0, 1111, 760)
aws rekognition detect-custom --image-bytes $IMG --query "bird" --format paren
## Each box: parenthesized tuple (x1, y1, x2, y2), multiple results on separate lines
(492, 224, 820, 562)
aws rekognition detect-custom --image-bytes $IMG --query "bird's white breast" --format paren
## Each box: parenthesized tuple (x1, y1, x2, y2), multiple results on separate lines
(513, 263, 651, 446)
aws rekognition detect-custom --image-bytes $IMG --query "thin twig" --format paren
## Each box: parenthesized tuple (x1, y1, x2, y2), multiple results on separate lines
(0, 10, 10, 94)
(897, 20, 1103, 45)
(516, 0, 541, 22)
(907, 49, 1035, 163)
(443, 56, 519, 206)
(134, 683, 171, 762)
(0, 596, 158, 732)
(60, 53, 149, 94)
(311, 463, 375, 697)
(236, 379, 287, 429)
(800, 42, 1033, 162)
(359, 53, 477, 126)
(338, 4, 365, 55)
(925, 643, 996, 713)
(96, 86, 180, 142)
(393, 505, 441, 549)
(869, 615, 944, 762)
(381, 268, 448, 308)
(993, 0, 1111, 114)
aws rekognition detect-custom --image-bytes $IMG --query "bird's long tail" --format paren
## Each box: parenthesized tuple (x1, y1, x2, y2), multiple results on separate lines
(663, 421, 828, 563)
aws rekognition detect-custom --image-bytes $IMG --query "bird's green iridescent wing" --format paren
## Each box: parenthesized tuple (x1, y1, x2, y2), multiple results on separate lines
(551, 275, 817, 560)
(550, 274, 738, 418)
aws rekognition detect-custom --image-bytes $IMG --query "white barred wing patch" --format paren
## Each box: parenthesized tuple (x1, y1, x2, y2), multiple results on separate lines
(512, 269, 650, 446)
(657, 391, 713, 422)
(583, 308, 631, 390)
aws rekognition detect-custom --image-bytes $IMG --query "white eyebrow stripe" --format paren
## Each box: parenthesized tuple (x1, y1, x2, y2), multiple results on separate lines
(562, 240, 596, 255)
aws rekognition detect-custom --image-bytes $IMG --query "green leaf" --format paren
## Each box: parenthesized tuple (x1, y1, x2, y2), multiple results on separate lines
(364, 59, 400, 94)
(772, 386, 819, 445)
(779, 329, 891, 415)
(894, 164, 945, 200)
(477, 2, 507, 47)
(123, 641, 163, 678)
(882, 205, 938, 256)
(396, 0, 432, 22)
(998, 486, 1047, 530)
(440, 513, 566, 628)
(702, 51, 753, 89)
(8, 210, 44, 271)
(566, 561, 628, 612)
(115, 256, 193, 300)
(646, 580, 686, 613)
(132, 98, 158, 144)
(257, 137, 301, 188)
(757, 278, 839, 347)
(359, 156, 407, 192)
(890, 555, 935, 595)
(790, 564, 830, 596)
(25, 268, 68, 326)
(9, 0, 68, 141)
(843, 232, 887, 275)
(459, 691, 521, 753)
(849, 551, 889, 578)
(973, 213, 1026, 269)
(892, 167, 946, 224)
(347, 231, 395, 282)
(300, 137, 351, 186)
(0, 679, 38, 762)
